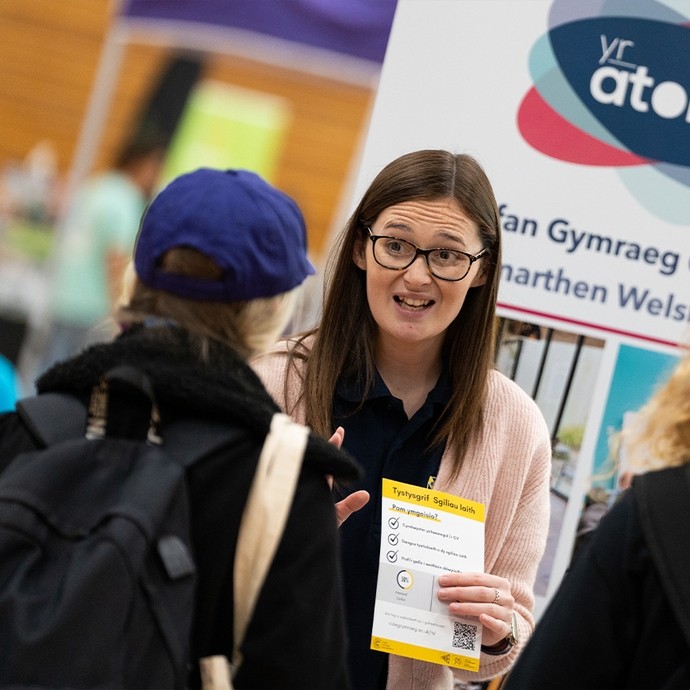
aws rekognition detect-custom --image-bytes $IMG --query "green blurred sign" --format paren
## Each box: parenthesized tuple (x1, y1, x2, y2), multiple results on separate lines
(161, 80, 291, 185)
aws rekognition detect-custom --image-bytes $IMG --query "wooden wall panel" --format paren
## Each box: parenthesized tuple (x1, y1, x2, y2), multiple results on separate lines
(0, 0, 113, 170)
(0, 0, 376, 260)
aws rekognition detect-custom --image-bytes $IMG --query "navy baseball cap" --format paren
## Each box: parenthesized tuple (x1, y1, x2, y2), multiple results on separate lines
(133, 168, 315, 301)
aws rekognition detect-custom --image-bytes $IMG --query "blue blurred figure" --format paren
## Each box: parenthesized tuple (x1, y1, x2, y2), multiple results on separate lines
(0, 355, 17, 412)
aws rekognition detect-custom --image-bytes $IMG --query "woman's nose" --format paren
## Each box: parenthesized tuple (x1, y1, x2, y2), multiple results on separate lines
(403, 254, 432, 284)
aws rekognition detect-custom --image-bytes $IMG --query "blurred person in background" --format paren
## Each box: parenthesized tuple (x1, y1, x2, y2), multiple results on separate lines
(0, 354, 17, 413)
(37, 136, 166, 374)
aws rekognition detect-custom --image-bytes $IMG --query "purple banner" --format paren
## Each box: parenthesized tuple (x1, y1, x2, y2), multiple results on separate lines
(121, 0, 398, 64)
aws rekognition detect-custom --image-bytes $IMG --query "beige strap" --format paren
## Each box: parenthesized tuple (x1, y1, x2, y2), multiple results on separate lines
(230, 412, 308, 685)
(200, 414, 308, 690)
(199, 656, 231, 690)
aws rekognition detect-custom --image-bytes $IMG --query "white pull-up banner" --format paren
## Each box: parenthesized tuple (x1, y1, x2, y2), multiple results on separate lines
(354, 0, 689, 610)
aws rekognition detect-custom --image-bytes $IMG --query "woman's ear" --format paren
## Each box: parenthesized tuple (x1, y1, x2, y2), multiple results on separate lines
(353, 235, 368, 271)
(469, 262, 488, 288)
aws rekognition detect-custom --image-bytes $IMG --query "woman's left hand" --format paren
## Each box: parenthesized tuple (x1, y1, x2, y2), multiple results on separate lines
(436, 572, 515, 648)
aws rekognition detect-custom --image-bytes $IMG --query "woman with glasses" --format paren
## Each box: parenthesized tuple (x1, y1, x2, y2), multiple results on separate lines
(252, 149, 551, 690)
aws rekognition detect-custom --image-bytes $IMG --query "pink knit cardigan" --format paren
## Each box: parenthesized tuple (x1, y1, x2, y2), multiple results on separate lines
(252, 339, 551, 689)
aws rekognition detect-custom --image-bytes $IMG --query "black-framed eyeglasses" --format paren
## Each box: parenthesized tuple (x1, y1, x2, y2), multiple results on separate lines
(366, 227, 488, 282)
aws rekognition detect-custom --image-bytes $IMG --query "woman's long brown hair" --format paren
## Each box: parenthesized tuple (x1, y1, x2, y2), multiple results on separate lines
(287, 150, 502, 479)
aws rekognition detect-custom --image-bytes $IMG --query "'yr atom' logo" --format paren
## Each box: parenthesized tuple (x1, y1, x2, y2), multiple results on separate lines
(518, 1, 690, 224)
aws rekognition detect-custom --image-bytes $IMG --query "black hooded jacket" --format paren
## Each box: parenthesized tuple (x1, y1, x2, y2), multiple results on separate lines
(0, 326, 360, 689)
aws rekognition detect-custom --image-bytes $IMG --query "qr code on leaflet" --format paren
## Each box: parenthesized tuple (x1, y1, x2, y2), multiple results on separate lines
(452, 622, 477, 650)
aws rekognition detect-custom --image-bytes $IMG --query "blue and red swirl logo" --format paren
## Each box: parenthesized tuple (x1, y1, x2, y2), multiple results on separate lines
(518, 1, 690, 224)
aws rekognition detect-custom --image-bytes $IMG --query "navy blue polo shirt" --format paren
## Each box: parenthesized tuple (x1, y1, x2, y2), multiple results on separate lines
(333, 369, 450, 690)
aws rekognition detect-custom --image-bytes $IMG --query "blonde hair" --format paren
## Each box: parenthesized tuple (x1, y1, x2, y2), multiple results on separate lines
(116, 260, 137, 310)
(623, 348, 690, 472)
(115, 250, 301, 360)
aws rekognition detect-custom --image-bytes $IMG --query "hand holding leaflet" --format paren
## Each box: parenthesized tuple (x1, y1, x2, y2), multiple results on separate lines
(437, 571, 515, 650)
(371, 479, 485, 672)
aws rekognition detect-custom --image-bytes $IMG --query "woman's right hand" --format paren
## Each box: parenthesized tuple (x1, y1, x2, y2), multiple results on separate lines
(335, 490, 369, 527)
(327, 426, 370, 526)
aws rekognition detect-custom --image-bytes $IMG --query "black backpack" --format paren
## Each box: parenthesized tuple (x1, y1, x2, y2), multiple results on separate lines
(0, 365, 240, 689)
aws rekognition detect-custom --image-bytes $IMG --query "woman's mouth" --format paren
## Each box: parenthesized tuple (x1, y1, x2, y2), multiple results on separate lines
(395, 295, 433, 310)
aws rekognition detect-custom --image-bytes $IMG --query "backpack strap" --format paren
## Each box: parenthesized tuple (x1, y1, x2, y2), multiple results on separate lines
(634, 465, 690, 648)
(199, 412, 309, 690)
(17, 389, 241, 464)
(232, 413, 309, 673)
(16, 366, 160, 447)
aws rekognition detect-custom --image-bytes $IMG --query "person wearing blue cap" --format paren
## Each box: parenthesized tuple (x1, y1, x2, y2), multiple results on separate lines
(0, 168, 360, 689)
